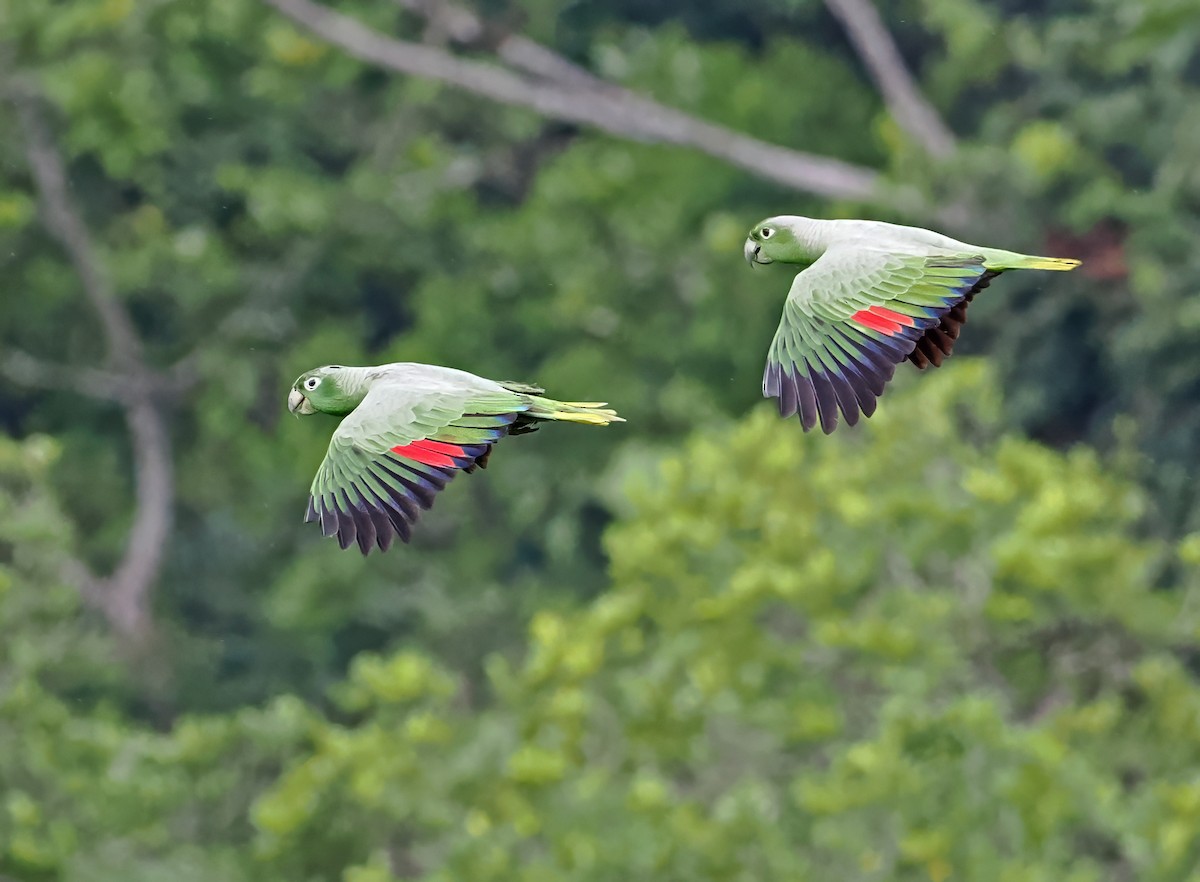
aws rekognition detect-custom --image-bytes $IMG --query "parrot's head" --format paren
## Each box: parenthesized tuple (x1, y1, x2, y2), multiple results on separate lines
(288, 365, 362, 417)
(744, 217, 804, 266)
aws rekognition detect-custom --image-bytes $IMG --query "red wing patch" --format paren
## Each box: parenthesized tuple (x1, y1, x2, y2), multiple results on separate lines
(390, 439, 469, 468)
(851, 305, 916, 336)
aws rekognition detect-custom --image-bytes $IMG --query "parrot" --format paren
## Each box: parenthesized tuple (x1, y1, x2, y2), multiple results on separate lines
(287, 363, 622, 554)
(743, 215, 1081, 433)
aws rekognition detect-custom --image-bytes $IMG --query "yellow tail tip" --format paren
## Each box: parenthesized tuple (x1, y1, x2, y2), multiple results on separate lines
(1027, 256, 1082, 271)
(553, 409, 624, 426)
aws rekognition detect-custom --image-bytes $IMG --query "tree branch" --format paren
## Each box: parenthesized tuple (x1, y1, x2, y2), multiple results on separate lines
(823, 0, 957, 159)
(9, 87, 173, 645)
(263, 0, 882, 201)
(1, 349, 189, 403)
(104, 397, 172, 640)
(10, 85, 145, 365)
(393, 0, 610, 91)
(2, 350, 131, 401)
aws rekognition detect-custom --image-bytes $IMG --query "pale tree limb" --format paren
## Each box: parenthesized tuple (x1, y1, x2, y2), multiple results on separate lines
(393, 0, 610, 91)
(9, 88, 172, 645)
(823, 0, 957, 158)
(263, 0, 882, 201)
(1, 349, 190, 402)
(2, 350, 136, 401)
(8, 87, 145, 363)
(107, 397, 172, 640)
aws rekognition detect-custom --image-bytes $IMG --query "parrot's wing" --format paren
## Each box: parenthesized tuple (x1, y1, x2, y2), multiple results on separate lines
(307, 382, 526, 553)
(764, 245, 995, 433)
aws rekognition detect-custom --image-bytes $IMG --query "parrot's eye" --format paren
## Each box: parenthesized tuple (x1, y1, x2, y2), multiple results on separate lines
(304, 377, 320, 391)
(760, 227, 774, 239)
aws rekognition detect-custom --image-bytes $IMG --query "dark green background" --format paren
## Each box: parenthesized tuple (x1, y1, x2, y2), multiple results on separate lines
(3, 0, 1200, 878)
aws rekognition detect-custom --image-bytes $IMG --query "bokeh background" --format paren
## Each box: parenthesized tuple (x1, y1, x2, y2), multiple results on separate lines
(4, 0, 1200, 878)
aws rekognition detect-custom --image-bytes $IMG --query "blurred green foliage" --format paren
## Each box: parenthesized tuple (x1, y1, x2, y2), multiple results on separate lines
(3, 0, 1200, 877)
(249, 366, 1200, 882)
(10, 369, 1200, 879)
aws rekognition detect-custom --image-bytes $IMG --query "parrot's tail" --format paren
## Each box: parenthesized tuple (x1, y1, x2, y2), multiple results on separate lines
(527, 397, 624, 426)
(990, 253, 1082, 272)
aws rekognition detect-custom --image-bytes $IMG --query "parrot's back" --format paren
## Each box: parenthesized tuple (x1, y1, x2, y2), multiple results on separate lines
(368, 362, 512, 396)
(824, 218, 979, 256)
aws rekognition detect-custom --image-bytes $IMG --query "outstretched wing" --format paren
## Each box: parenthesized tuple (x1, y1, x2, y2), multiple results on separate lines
(763, 245, 996, 433)
(307, 383, 526, 554)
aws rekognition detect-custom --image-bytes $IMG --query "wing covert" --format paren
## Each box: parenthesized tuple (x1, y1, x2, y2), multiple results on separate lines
(306, 383, 525, 553)
(763, 246, 996, 433)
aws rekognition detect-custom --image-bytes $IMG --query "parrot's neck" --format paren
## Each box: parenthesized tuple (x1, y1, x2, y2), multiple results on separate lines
(784, 217, 833, 264)
(341, 368, 376, 399)
(323, 368, 374, 415)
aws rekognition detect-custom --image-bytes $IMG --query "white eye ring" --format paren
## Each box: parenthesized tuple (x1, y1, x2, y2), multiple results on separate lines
(304, 377, 319, 391)
(760, 227, 774, 239)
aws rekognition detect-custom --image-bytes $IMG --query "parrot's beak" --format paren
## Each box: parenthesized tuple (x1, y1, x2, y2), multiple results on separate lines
(288, 389, 314, 416)
(744, 238, 769, 266)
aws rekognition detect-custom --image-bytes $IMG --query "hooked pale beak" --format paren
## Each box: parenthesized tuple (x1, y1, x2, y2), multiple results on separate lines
(744, 238, 769, 265)
(288, 388, 314, 416)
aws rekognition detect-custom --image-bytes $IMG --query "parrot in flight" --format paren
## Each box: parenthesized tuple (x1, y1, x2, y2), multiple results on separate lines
(288, 363, 622, 554)
(743, 216, 1080, 433)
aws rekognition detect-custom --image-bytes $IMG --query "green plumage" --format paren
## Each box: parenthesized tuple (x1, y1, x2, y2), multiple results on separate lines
(287, 363, 622, 554)
(744, 215, 1081, 433)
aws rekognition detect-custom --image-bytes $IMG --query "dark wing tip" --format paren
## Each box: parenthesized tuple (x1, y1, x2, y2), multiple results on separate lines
(470, 446, 494, 471)
(905, 269, 1001, 371)
(807, 368, 840, 434)
(763, 360, 817, 429)
(768, 337, 910, 434)
(369, 507, 395, 553)
(763, 264, 1002, 433)
(308, 433, 508, 552)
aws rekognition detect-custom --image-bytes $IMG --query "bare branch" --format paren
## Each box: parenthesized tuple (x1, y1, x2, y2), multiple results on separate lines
(8, 88, 173, 644)
(264, 0, 882, 201)
(1, 349, 189, 403)
(102, 397, 173, 641)
(824, 0, 957, 158)
(394, 0, 609, 91)
(495, 36, 610, 92)
(10, 86, 145, 365)
(2, 350, 131, 400)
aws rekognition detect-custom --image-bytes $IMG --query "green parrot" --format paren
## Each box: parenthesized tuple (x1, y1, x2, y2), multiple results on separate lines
(743, 215, 1081, 433)
(287, 363, 622, 554)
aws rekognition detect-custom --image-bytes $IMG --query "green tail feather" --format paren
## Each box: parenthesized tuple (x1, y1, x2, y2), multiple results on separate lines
(527, 396, 624, 426)
(498, 380, 546, 395)
(984, 251, 1081, 272)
